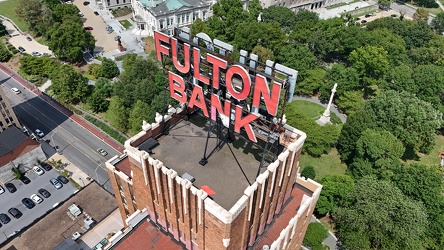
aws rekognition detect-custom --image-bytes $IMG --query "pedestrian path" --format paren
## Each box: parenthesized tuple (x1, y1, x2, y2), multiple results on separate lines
(48, 154, 92, 187)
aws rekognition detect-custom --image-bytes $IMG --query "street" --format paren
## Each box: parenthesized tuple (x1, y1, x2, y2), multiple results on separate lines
(0, 70, 119, 193)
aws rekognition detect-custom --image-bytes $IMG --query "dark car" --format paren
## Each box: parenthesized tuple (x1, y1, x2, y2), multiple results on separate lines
(84, 26, 93, 30)
(21, 198, 35, 209)
(5, 183, 16, 193)
(20, 176, 31, 184)
(38, 188, 51, 198)
(26, 36, 32, 41)
(18, 46, 25, 52)
(0, 213, 11, 224)
(94, 11, 99, 16)
(40, 162, 52, 171)
(365, 14, 372, 18)
(83, 1, 90, 5)
(8, 208, 22, 219)
(361, 20, 367, 24)
(57, 175, 69, 184)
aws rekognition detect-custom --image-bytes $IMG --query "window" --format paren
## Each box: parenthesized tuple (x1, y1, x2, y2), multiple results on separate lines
(193, 12, 198, 21)
(132, 195, 136, 202)
(186, 14, 190, 23)
(160, 19, 164, 29)
(167, 18, 170, 26)
(203, 11, 207, 20)
(107, 0, 110, 5)
(116, 0, 119, 4)
(123, 0, 126, 3)
(119, 185, 123, 191)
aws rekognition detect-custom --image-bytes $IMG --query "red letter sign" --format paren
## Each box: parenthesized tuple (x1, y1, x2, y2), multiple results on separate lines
(226, 65, 251, 101)
(234, 105, 258, 142)
(154, 31, 170, 61)
(171, 38, 191, 74)
(169, 72, 187, 103)
(207, 54, 227, 89)
(193, 48, 210, 85)
(189, 85, 209, 117)
(252, 75, 281, 116)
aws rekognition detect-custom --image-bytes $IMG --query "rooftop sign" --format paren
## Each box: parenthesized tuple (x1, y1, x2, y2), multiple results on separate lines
(154, 29, 297, 143)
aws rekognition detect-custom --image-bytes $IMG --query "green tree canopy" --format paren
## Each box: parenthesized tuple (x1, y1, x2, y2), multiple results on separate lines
(316, 175, 354, 216)
(51, 66, 89, 103)
(348, 45, 389, 79)
(336, 176, 428, 250)
(52, 4, 80, 23)
(303, 222, 328, 250)
(261, 6, 297, 30)
(129, 100, 151, 134)
(47, 19, 95, 62)
(106, 96, 128, 132)
(431, 12, 444, 34)
(100, 58, 120, 79)
(349, 129, 405, 179)
(300, 165, 316, 180)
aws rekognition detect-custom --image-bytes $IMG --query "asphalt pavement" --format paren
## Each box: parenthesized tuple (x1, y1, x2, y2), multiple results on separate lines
(0, 70, 119, 193)
(0, 168, 76, 243)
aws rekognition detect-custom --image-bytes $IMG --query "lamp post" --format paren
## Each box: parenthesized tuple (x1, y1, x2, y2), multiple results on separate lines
(79, 177, 85, 187)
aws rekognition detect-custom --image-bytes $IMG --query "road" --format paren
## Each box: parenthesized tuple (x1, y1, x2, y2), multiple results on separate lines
(0, 70, 118, 193)
(390, 2, 434, 23)
(0, 168, 76, 243)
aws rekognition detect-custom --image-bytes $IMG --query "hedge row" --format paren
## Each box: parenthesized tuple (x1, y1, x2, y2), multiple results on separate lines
(85, 116, 126, 144)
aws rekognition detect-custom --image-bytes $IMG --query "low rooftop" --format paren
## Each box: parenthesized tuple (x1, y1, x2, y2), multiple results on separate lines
(0, 126, 28, 156)
(146, 115, 267, 210)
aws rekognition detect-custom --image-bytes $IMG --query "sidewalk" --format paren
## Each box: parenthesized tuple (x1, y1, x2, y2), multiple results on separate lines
(48, 153, 92, 187)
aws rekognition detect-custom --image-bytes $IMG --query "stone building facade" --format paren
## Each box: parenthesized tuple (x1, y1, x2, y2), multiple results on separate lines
(106, 106, 322, 250)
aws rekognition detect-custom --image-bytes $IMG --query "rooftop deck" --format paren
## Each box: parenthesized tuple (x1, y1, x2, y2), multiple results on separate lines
(149, 115, 267, 210)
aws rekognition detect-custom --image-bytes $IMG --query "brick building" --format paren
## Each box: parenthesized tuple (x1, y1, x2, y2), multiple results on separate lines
(0, 86, 21, 132)
(106, 105, 322, 249)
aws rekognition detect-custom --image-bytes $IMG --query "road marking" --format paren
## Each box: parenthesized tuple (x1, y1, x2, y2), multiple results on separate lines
(5, 94, 107, 170)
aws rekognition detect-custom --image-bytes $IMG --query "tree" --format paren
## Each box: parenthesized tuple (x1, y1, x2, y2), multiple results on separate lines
(190, 18, 212, 37)
(413, 7, 429, 22)
(411, 64, 444, 113)
(381, 64, 415, 92)
(0, 44, 12, 62)
(432, 12, 444, 34)
(335, 176, 428, 250)
(16, 0, 44, 32)
(403, 21, 434, 49)
(129, 100, 151, 134)
(100, 58, 120, 79)
(51, 66, 89, 103)
(369, 90, 443, 152)
(261, 6, 297, 31)
(106, 96, 128, 132)
(349, 129, 405, 179)
(47, 19, 95, 62)
(251, 45, 274, 63)
(88, 78, 112, 113)
(300, 165, 316, 180)
(366, 28, 408, 66)
(276, 45, 318, 82)
(316, 175, 354, 216)
(348, 45, 389, 79)
(0, 20, 7, 36)
(296, 69, 326, 96)
(303, 222, 328, 250)
(336, 90, 364, 116)
(52, 4, 80, 23)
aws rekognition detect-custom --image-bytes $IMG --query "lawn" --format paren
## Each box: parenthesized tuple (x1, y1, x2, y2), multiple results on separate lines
(289, 100, 342, 124)
(0, 0, 29, 32)
(299, 148, 347, 180)
(119, 20, 132, 29)
(405, 135, 444, 166)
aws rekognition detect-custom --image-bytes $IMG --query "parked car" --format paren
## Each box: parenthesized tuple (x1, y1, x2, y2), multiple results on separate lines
(97, 148, 108, 156)
(83, 1, 90, 5)
(40, 162, 52, 171)
(38, 188, 51, 198)
(20, 176, 31, 184)
(78, 12, 84, 17)
(26, 36, 32, 41)
(0, 185, 4, 195)
(18, 46, 25, 52)
(361, 20, 367, 24)
(11, 87, 21, 94)
(65, 1, 73, 4)
(0, 213, 11, 224)
(32, 51, 42, 57)
(8, 208, 22, 219)
(94, 11, 99, 15)
(35, 129, 44, 137)
(30, 194, 43, 204)
(365, 14, 372, 18)
(5, 183, 16, 193)
(22, 198, 35, 209)
(84, 26, 93, 30)
(57, 175, 69, 184)
(33, 166, 44, 176)
(50, 178, 63, 189)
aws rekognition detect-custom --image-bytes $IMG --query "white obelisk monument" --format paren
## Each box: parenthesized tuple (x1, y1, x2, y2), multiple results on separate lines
(316, 83, 337, 126)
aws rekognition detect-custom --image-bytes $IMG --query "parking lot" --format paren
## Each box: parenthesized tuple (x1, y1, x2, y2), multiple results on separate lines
(0, 166, 77, 244)
(3, 20, 52, 56)
(75, 1, 124, 53)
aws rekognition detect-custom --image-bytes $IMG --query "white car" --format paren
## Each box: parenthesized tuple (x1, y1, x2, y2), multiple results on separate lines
(0, 185, 4, 195)
(30, 194, 43, 203)
(35, 129, 45, 137)
(33, 166, 44, 176)
(11, 87, 21, 94)
(31, 51, 42, 56)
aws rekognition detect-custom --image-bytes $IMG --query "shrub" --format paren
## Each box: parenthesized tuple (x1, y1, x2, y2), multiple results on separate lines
(85, 116, 127, 144)
(303, 222, 328, 250)
(12, 166, 23, 179)
(301, 165, 316, 180)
